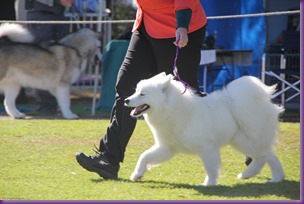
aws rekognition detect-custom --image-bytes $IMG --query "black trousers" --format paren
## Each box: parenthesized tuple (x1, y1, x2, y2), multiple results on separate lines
(99, 24, 206, 165)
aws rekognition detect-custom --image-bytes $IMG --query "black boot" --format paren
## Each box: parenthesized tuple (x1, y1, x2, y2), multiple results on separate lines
(76, 149, 120, 179)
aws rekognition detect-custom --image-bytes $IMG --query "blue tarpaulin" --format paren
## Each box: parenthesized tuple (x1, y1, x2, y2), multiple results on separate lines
(96, 40, 129, 112)
(200, 0, 265, 92)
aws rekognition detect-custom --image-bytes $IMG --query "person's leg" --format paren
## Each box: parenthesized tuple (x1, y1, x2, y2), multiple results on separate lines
(16, 88, 29, 104)
(35, 90, 57, 115)
(99, 26, 163, 165)
(76, 27, 157, 179)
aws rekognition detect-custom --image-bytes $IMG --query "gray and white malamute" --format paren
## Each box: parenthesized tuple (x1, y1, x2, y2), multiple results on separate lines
(0, 23, 101, 119)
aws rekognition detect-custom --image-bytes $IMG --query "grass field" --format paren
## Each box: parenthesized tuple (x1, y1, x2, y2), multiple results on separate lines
(0, 119, 301, 201)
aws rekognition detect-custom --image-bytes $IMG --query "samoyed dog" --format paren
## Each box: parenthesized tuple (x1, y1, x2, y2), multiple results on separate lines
(125, 72, 285, 186)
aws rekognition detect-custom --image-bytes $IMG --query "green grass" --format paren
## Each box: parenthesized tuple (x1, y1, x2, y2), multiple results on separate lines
(0, 120, 301, 201)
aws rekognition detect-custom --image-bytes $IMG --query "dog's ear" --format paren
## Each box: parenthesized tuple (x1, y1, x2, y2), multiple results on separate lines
(153, 72, 166, 79)
(160, 72, 166, 77)
(161, 74, 172, 93)
(161, 74, 172, 84)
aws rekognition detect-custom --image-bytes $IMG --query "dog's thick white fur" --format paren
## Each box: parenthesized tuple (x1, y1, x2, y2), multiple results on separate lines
(0, 23, 101, 119)
(125, 72, 285, 186)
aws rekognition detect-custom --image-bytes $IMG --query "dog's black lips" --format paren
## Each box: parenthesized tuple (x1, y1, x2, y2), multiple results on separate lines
(131, 104, 150, 117)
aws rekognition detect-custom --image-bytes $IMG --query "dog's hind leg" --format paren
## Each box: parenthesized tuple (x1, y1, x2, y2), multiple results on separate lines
(267, 152, 285, 182)
(199, 147, 221, 186)
(3, 85, 25, 118)
(130, 144, 175, 181)
(52, 86, 78, 119)
(237, 155, 267, 180)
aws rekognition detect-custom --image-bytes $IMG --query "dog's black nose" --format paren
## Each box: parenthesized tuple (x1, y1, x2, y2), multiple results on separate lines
(125, 99, 130, 105)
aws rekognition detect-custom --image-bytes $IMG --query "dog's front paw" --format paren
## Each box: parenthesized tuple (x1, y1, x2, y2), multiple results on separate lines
(237, 173, 249, 179)
(200, 179, 217, 186)
(63, 113, 79, 119)
(12, 113, 26, 119)
(130, 171, 143, 181)
(199, 176, 218, 186)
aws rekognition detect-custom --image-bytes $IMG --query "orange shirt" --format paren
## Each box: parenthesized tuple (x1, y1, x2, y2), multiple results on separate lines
(132, 0, 207, 39)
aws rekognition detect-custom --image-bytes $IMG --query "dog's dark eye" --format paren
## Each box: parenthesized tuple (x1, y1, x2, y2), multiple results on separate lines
(140, 93, 145, 96)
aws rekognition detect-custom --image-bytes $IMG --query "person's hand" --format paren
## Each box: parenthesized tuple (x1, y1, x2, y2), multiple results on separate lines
(174, 27, 188, 48)
(60, 0, 74, 7)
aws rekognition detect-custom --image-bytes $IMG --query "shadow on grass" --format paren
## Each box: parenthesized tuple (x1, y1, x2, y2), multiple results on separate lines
(144, 179, 300, 200)
(91, 178, 300, 200)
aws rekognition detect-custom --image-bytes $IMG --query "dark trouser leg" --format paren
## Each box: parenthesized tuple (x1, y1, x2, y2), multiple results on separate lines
(99, 27, 157, 165)
(16, 88, 29, 104)
(99, 74, 138, 165)
(35, 90, 57, 114)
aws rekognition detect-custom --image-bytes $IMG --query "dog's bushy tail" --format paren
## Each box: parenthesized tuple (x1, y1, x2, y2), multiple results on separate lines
(0, 23, 34, 43)
(226, 76, 284, 147)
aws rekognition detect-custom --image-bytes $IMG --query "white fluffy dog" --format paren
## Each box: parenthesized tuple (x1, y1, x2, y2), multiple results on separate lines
(125, 72, 285, 186)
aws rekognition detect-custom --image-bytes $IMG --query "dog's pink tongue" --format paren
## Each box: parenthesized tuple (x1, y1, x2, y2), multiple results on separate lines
(130, 109, 135, 116)
(130, 108, 139, 117)
(130, 104, 149, 117)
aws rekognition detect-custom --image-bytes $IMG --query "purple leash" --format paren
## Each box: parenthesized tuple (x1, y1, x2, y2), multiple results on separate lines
(173, 43, 190, 94)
